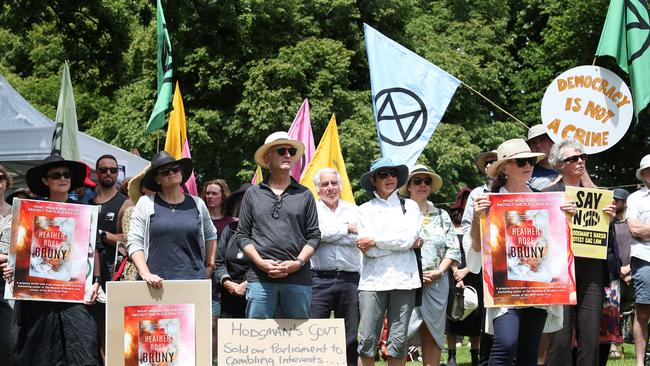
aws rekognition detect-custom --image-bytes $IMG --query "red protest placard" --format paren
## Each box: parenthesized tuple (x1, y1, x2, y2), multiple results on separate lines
(480, 192, 576, 307)
(4, 199, 98, 303)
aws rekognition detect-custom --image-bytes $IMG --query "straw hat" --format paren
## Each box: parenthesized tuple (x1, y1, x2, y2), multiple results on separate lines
(127, 164, 150, 203)
(526, 124, 549, 141)
(142, 151, 193, 192)
(486, 139, 545, 177)
(253, 131, 305, 169)
(25, 154, 86, 196)
(359, 157, 409, 193)
(475, 150, 497, 174)
(398, 164, 443, 196)
(636, 154, 650, 181)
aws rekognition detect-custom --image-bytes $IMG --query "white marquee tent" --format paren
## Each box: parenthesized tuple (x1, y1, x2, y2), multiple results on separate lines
(0, 75, 149, 191)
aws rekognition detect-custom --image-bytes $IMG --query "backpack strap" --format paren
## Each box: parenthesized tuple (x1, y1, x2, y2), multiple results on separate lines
(398, 197, 406, 215)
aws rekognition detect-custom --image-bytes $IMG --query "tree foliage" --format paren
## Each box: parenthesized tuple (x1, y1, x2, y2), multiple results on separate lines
(1, 0, 648, 206)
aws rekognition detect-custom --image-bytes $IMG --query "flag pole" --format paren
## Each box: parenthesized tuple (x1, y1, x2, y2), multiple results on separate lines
(460, 81, 529, 130)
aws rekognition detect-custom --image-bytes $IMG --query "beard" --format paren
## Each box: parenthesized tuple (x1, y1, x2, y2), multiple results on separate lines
(100, 178, 116, 189)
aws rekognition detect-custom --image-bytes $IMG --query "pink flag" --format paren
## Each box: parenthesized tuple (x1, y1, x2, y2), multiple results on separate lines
(182, 139, 198, 195)
(287, 99, 315, 181)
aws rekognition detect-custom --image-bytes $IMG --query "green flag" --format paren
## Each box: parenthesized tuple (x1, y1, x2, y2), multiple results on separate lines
(596, 0, 650, 118)
(51, 61, 81, 160)
(146, 0, 174, 134)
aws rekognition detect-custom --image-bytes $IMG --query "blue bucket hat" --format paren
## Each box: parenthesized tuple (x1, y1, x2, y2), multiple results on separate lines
(359, 157, 409, 193)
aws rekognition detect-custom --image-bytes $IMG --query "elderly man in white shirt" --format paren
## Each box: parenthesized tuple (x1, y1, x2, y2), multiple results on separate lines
(356, 158, 422, 366)
(627, 154, 650, 366)
(310, 167, 360, 366)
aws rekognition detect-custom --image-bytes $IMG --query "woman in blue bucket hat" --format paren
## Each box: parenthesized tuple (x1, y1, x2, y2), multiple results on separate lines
(356, 157, 423, 365)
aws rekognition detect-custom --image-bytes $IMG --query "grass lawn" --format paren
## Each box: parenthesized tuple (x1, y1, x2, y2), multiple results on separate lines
(376, 343, 639, 365)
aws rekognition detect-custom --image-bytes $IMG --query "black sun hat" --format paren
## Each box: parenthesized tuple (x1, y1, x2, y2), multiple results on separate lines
(142, 151, 194, 192)
(25, 154, 86, 197)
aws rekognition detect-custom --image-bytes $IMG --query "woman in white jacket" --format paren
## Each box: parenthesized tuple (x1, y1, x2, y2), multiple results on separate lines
(356, 157, 422, 366)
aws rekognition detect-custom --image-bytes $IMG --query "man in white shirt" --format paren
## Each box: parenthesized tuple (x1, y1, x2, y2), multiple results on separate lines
(310, 167, 360, 366)
(627, 154, 650, 366)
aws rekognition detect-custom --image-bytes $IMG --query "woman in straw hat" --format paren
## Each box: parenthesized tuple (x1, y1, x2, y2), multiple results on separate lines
(5, 154, 101, 365)
(127, 152, 217, 288)
(356, 157, 422, 366)
(469, 139, 575, 366)
(400, 165, 460, 366)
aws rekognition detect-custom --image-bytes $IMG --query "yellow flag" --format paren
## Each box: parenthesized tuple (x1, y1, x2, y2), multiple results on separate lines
(164, 82, 186, 159)
(300, 115, 355, 203)
(251, 165, 264, 185)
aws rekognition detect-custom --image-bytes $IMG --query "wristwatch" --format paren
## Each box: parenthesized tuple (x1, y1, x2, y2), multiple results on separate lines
(296, 258, 306, 267)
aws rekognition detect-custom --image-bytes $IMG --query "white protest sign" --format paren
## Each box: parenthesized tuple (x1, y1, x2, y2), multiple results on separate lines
(218, 318, 346, 366)
(541, 65, 633, 154)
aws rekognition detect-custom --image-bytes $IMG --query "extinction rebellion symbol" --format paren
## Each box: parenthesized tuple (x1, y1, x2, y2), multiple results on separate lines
(374, 88, 427, 146)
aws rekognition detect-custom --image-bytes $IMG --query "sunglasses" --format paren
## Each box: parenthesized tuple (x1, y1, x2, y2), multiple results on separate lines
(375, 169, 398, 180)
(46, 172, 71, 180)
(271, 195, 283, 219)
(513, 157, 537, 168)
(563, 153, 588, 164)
(97, 167, 118, 174)
(412, 177, 432, 186)
(276, 147, 298, 157)
(157, 165, 181, 176)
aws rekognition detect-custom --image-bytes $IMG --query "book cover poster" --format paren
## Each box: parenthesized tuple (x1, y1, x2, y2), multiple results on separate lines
(504, 209, 552, 283)
(124, 304, 195, 366)
(4, 199, 98, 302)
(29, 216, 75, 281)
(481, 192, 576, 307)
(565, 186, 613, 259)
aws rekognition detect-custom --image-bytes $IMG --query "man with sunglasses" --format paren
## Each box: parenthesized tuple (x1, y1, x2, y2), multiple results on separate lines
(90, 154, 131, 283)
(89, 154, 132, 361)
(235, 131, 321, 319)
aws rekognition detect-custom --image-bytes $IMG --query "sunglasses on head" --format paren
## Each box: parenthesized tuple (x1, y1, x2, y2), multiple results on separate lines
(275, 147, 298, 157)
(412, 177, 432, 186)
(563, 153, 587, 164)
(46, 172, 71, 180)
(98, 167, 119, 174)
(157, 165, 181, 176)
(375, 169, 398, 180)
(513, 157, 537, 168)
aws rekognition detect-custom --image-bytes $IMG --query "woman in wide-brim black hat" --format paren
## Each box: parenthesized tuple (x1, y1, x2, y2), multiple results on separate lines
(126, 151, 218, 290)
(5, 154, 102, 365)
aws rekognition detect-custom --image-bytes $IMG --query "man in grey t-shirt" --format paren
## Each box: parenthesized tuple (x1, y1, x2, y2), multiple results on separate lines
(235, 131, 321, 319)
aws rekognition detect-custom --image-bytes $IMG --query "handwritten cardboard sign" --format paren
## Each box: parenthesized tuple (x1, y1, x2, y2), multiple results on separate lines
(565, 186, 613, 259)
(218, 319, 347, 366)
(541, 65, 633, 154)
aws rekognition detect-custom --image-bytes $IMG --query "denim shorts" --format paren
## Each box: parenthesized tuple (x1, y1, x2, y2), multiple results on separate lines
(631, 257, 650, 304)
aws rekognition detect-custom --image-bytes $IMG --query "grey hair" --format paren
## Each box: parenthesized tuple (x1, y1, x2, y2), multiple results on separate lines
(313, 167, 343, 187)
(548, 139, 585, 168)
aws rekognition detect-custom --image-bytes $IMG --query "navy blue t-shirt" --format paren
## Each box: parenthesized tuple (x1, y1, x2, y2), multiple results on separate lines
(147, 194, 206, 280)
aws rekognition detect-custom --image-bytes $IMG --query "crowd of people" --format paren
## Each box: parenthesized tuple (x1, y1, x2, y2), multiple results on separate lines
(0, 125, 648, 366)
